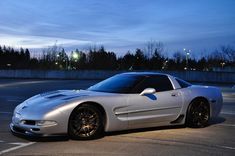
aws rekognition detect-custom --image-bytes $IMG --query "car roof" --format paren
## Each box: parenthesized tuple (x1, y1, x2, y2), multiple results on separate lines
(119, 72, 169, 77)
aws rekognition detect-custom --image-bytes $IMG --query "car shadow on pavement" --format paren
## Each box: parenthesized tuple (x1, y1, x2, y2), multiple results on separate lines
(106, 125, 186, 137)
(11, 125, 186, 142)
(209, 116, 226, 125)
(11, 132, 70, 142)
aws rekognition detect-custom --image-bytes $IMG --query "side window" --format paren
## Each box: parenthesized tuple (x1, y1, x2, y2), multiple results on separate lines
(175, 78, 191, 88)
(133, 75, 173, 93)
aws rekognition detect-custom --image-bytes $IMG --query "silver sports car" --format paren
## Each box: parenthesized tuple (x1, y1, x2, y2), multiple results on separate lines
(10, 72, 223, 139)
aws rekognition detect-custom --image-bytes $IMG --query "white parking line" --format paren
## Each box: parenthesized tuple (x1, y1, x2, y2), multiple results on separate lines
(0, 140, 4, 143)
(120, 136, 235, 151)
(0, 142, 35, 155)
(222, 93, 235, 96)
(221, 112, 235, 115)
(219, 124, 235, 127)
(0, 80, 50, 88)
(8, 142, 29, 145)
(218, 145, 235, 150)
(0, 112, 13, 114)
(7, 99, 22, 102)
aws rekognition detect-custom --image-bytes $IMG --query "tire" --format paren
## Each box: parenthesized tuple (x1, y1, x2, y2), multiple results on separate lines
(186, 99, 210, 128)
(68, 104, 104, 140)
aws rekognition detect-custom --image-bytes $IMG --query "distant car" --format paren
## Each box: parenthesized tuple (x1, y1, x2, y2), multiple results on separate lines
(10, 72, 223, 139)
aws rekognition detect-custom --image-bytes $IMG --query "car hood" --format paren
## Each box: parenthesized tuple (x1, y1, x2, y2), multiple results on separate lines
(14, 89, 110, 114)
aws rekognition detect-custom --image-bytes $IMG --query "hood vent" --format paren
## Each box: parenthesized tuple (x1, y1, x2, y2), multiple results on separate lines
(40, 90, 60, 96)
(62, 95, 88, 100)
(47, 94, 65, 99)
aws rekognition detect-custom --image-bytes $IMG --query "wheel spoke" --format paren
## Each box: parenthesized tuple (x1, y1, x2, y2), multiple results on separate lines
(189, 101, 209, 127)
(70, 107, 100, 137)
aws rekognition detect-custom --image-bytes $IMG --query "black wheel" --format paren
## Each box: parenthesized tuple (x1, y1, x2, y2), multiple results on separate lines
(186, 99, 210, 128)
(68, 104, 104, 139)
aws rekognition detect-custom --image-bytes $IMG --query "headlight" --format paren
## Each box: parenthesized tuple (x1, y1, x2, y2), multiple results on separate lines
(36, 120, 57, 126)
(12, 113, 21, 124)
(15, 113, 21, 119)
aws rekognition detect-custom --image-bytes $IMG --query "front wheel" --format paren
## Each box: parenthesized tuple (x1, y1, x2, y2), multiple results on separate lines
(186, 99, 210, 128)
(68, 104, 104, 139)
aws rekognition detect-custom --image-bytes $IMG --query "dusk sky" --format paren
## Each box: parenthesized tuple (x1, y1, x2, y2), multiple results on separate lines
(0, 0, 235, 56)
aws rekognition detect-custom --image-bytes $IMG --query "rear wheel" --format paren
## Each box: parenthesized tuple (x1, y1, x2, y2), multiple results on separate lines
(68, 104, 104, 139)
(186, 99, 210, 128)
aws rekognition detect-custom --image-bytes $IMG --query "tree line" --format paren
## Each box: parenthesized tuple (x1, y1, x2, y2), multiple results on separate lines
(0, 42, 234, 71)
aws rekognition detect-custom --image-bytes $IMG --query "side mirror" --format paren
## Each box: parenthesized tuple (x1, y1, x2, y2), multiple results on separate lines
(140, 88, 156, 96)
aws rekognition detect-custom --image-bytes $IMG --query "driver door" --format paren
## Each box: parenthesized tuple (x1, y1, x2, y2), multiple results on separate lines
(127, 75, 183, 129)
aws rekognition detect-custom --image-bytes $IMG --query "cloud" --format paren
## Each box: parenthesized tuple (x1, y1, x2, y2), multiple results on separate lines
(0, 34, 92, 49)
(0, 0, 234, 54)
(36, 22, 61, 28)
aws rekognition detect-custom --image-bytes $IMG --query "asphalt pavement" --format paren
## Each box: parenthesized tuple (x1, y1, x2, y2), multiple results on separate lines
(0, 79, 234, 156)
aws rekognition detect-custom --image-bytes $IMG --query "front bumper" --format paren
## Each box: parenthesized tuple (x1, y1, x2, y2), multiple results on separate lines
(10, 123, 67, 137)
(10, 111, 67, 137)
(11, 107, 69, 137)
(10, 123, 44, 137)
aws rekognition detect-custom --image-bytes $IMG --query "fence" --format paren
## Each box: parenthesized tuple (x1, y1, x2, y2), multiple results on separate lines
(0, 70, 234, 83)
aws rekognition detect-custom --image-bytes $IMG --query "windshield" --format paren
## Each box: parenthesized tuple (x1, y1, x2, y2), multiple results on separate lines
(87, 74, 144, 93)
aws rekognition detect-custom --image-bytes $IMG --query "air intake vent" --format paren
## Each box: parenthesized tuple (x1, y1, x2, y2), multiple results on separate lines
(40, 90, 60, 96)
(47, 94, 65, 99)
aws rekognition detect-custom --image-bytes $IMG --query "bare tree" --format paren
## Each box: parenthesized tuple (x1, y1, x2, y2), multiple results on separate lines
(145, 40, 164, 59)
(42, 41, 63, 62)
(173, 51, 185, 63)
(221, 45, 235, 62)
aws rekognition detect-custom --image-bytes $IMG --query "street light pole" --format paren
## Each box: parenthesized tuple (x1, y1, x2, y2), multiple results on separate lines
(71, 51, 79, 70)
(220, 62, 225, 69)
(184, 48, 190, 70)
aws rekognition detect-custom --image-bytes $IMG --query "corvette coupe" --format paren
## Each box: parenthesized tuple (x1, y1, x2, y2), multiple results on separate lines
(10, 72, 223, 139)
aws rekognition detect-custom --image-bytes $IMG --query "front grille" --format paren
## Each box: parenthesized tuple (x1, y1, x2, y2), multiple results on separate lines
(24, 120, 36, 125)
(13, 126, 26, 133)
